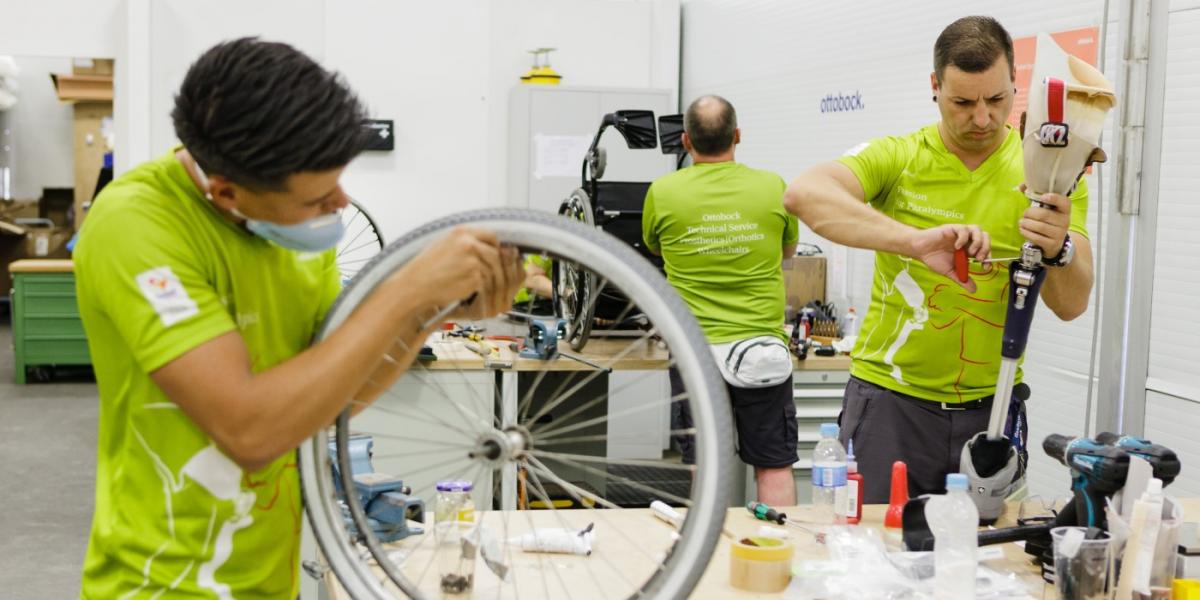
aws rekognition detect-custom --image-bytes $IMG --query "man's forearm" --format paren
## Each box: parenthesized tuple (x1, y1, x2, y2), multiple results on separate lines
(784, 163, 917, 257)
(1039, 235, 1094, 321)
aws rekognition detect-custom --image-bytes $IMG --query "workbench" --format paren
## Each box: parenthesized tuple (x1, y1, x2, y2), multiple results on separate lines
(327, 499, 1195, 598)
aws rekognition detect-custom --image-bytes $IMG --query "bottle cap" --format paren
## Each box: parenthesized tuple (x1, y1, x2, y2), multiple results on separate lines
(847, 439, 858, 472)
(436, 480, 474, 492)
(946, 473, 968, 491)
(820, 423, 839, 438)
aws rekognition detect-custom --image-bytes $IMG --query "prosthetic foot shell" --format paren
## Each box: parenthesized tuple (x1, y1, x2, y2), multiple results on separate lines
(960, 432, 1022, 524)
(1022, 32, 1117, 199)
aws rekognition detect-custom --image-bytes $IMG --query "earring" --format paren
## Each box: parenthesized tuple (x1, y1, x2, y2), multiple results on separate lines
(932, 95, 938, 102)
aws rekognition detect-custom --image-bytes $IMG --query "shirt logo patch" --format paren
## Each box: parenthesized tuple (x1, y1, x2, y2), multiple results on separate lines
(136, 266, 199, 327)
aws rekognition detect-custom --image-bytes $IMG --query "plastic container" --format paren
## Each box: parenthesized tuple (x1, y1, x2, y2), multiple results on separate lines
(926, 473, 978, 600)
(435, 480, 477, 594)
(1051, 526, 1111, 600)
(812, 423, 848, 524)
(842, 307, 859, 337)
(845, 439, 864, 524)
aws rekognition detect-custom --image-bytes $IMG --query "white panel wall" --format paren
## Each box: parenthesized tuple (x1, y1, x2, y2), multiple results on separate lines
(147, 0, 327, 159)
(1143, 6, 1200, 485)
(0, 0, 123, 58)
(681, 0, 1113, 497)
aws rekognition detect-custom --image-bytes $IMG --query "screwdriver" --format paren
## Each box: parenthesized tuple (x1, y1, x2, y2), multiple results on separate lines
(745, 501, 820, 539)
(953, 247, 1021, 283)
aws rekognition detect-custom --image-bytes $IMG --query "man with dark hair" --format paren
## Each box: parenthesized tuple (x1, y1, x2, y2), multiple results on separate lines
(644, 95, 800, 505)
(75, 38, 523, 597)
(784, 16, 1093, 503)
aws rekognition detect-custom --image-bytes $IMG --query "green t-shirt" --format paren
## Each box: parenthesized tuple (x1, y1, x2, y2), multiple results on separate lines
(837, 124, 1088, 403)
(75, 151, 341, 599)
(642, 161, 799, 343)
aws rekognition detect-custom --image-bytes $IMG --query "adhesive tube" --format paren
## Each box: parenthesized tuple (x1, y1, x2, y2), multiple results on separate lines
(509, 524, 594, 556)
(651, 500, 683, 528)
(1116, 478, 1164, 598)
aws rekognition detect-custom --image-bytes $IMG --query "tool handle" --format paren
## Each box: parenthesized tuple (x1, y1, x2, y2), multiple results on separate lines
(746, 501, 785, 525)
(954, 247, 969, 283)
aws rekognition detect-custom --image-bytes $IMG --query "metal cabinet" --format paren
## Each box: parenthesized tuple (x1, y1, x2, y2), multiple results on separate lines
(10, 260, 90, 383)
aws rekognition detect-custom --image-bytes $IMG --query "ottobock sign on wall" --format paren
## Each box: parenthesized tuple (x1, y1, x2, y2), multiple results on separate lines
(820, 91, 865, 113)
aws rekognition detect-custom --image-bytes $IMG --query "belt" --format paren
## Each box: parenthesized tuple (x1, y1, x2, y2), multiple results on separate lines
(937, 383, 1032, 411)
(939, 397, 989, 411)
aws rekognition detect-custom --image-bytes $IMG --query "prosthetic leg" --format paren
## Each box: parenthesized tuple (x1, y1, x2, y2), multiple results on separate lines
(961, 33, 1117, 523)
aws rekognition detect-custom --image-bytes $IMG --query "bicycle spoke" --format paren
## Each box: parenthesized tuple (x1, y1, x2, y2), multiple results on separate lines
(531, 452, 692, 506)
(536, 391, 687, 441)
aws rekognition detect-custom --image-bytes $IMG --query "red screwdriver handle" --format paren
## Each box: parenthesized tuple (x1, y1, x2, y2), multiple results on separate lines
(954, 247, 969, 283)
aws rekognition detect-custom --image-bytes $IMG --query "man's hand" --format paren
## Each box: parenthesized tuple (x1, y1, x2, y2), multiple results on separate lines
(393, 226, 525, 321)
(908, 224, 991, 293)
(1019, 187, 1071, 259)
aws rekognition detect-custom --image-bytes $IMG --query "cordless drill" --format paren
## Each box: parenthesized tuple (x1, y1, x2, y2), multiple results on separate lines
(1043, 434, 1130, 531)
(1094, 431, 1181, 486)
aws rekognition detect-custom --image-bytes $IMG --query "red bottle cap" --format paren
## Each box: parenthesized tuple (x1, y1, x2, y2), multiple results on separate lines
(884, 460, 908, 529)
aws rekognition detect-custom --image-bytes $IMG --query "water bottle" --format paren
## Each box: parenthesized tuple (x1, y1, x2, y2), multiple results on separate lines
(926, 473, 978, 599)
(811, 423, 848, 524)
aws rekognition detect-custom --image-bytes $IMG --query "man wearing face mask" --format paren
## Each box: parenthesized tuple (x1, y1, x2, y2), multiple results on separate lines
(74, 38, 524, 598)
(783, 16, 1094, 503)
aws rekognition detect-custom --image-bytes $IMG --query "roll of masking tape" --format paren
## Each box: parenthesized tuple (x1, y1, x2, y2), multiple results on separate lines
(729, 537, 794, 593)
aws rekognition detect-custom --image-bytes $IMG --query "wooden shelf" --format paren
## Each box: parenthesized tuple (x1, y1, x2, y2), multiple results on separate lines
(51, 73, 113, 102)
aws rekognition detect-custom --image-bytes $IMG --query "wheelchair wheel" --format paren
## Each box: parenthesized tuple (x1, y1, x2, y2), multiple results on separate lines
(555, 188, 597, 351)
(336, 198, 386, 283)
(298, 208, 733, 600)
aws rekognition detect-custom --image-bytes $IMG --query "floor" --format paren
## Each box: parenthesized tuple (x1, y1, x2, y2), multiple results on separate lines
(0, 322, 98, 599)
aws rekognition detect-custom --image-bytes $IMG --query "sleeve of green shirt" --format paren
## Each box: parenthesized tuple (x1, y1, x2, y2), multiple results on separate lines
(642, 183, 660, 254)
(779, 177, 800, 245)
(836, 136, 913, 207)
(1067, 177, 1090, 239)
(77, 207, 237, 374)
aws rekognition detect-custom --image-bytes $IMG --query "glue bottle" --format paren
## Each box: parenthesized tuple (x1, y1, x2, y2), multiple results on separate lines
(845, 439, 864, 524)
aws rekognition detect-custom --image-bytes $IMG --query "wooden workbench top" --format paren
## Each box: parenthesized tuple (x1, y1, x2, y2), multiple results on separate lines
(9, 259, 74, 273)
(424, 335, 851, 372)
(330, 497, 1187, 599)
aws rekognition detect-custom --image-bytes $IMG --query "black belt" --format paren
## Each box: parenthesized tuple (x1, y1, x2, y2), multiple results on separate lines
(937, 382, 1031, 411)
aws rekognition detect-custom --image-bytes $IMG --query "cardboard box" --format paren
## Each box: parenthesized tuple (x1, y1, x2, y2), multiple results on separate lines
(782, 255, 826, 315)
(72, 58, 114, 76)
(0, 208, 73, 295)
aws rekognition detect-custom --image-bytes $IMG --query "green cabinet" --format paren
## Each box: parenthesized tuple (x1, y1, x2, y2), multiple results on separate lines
(10, 260, 90, 383)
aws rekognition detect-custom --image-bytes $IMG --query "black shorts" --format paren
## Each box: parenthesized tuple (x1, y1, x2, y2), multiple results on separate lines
(669, 368, 797, 469)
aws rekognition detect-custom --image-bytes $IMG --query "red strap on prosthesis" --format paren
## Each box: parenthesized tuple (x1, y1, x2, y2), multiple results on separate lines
(1045, 77, 1066, 124)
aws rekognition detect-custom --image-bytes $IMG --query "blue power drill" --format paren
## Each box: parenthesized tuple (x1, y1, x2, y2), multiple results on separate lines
(1043, 434, 1129, 531)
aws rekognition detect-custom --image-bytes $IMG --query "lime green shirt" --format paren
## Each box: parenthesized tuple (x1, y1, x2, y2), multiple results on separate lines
(75, 151, 341, 598)
(514, 254, 552, 306)
(642, 161, 799, 343)
(838, 124, 1088, 403)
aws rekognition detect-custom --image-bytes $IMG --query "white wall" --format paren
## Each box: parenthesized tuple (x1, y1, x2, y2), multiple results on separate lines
(681, 0, 1114, 498)
(2, 56, 75, 200)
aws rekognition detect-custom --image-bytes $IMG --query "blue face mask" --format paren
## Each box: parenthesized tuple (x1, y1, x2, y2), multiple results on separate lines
(192, 158, 345, 252)
(231, 208, 345, 252)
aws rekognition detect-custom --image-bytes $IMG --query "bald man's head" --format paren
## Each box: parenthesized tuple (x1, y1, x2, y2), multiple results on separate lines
(684, 95, 738, 155)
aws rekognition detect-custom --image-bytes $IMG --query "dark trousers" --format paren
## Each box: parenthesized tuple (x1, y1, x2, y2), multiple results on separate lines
(839, 376, 1028, 504)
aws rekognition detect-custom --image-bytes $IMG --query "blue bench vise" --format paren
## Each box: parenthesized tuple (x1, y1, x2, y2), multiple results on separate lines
(520, 318, 568, 360)
(329, 434, 425, 542)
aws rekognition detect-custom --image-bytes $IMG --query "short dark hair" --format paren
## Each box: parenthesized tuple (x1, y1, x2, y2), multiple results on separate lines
(684, 95, 737, 155)
(933, 16, 1014, 83)
(172, 37, 371, 191)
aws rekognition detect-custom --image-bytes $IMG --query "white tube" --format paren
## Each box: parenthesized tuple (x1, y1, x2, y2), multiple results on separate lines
(508, 524, 594, 556)
(650, 500, 683, 528)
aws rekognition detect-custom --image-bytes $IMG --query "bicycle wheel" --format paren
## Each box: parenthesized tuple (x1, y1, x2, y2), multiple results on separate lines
(336, 198, 386, 283)
(555, 188, 597, 351)
(298, 208, 733, 599)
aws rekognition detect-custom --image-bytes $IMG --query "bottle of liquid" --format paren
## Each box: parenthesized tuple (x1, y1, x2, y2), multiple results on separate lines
(811, 422, 848, 524)
(926, 473, 978, 600)
(845, 439, 864, 524)
(842, 307, 859, 337)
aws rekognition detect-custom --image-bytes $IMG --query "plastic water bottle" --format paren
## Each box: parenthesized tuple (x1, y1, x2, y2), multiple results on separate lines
(926, 473, 978, 599)
(811, 423, 848, 524)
